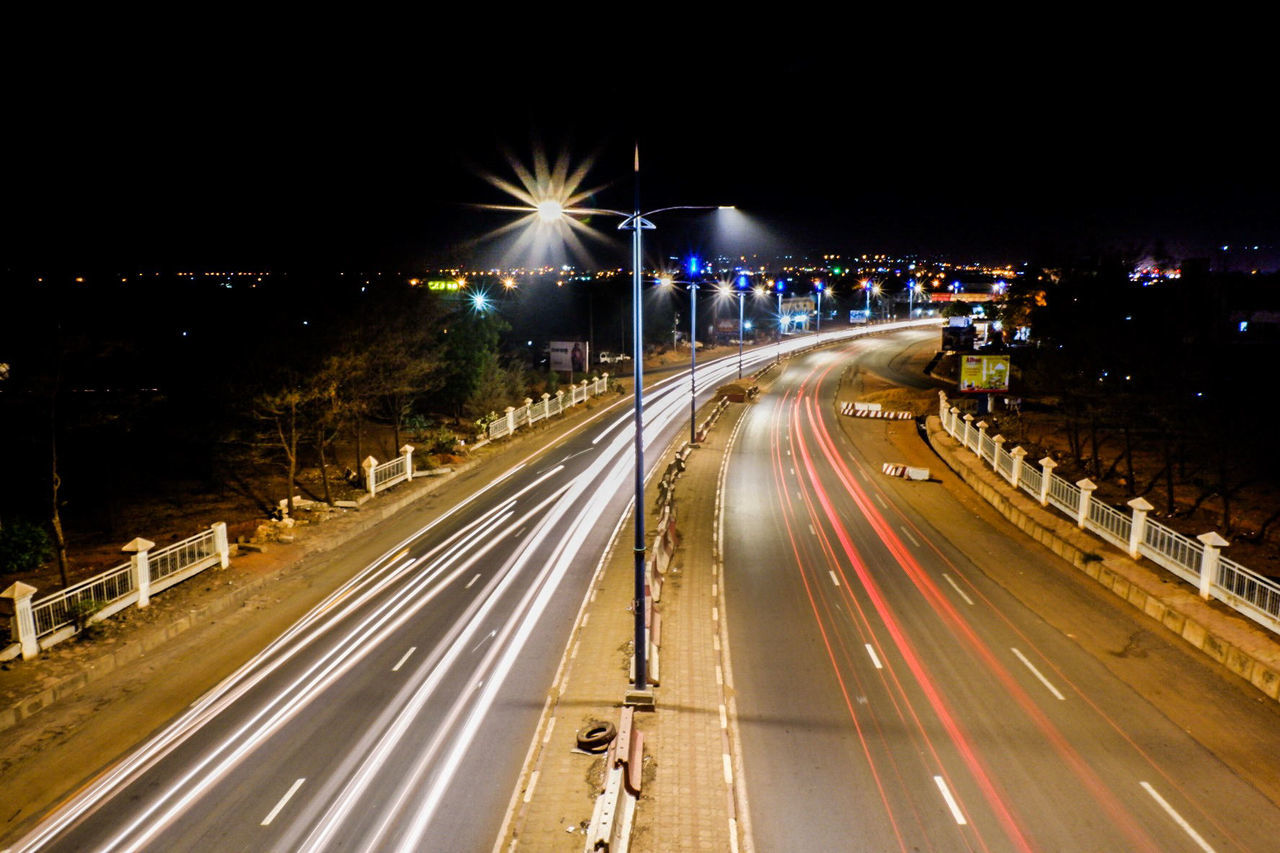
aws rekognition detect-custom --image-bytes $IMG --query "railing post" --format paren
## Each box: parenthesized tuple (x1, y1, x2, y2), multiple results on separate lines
(400, 444, 414, 481)
(1, 581, 39, 660)
(580, 379, 589, 402)
(504, 406, 515, 434)
(1009, 446, 1027, 489)
(555, 389, 565, 414)
(962, 414, 975, 449)
(211, 521, 230, 568)
(540, 392, 550, 418)
(947, 406, 960, 436)
(602, 372, 610, 393)
(1075, 478, 1097, 528)
(124, 537, 156, 608)
(1126, 497, 1153, 559)
(938, 390, 949, 420)
(363, 455, 378, 496)
(991, 432, 1004, 468)
(1038, 457, 1056, 506)
(1196, 532, 1228, 600)
(522, 397, 533, 424)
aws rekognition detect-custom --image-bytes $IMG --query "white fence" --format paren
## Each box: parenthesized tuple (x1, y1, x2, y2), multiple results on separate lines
(487, 374, 611, 442)
(937, 391, 1280, 636)
(3, 523, 231, 661)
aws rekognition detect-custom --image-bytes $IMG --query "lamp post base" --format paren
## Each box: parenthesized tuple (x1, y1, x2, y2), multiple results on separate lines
(624, 687, 656, 710)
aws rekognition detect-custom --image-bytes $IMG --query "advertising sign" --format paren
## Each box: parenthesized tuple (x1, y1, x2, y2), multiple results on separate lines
(958, 354, 1010, 393)
(549, 340, 589, 373)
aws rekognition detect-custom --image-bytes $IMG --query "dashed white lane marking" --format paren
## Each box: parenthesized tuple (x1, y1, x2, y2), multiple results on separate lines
(581, 612, 590, 627)
(570, 641, 580, 660)
(829, 571, 841, 587)
(723, 754, 733, 785)
(465, 573, 481, 589)
(942, 573, 975, 606)
(712, 583, 718, 597)
(810, 524, 817, 535)
(1140, 781, 1216, 852)
(391, 647, 416, 672)
(471, 629, 497, 653)
(523, 770, 540, 804)
(261, 778, 305, 826)
(874, 493, 888, 508)
(715, 665, 724, 686)
(796, 490, 803, 501)
(1011, 647, 1065, 701)
(933, 776, 967, 825)
(865, 644, 883, 670)
(542, 717, 556, 744)
(712, 606, 719, 622)
(719, 704, 728, 729)
(900, 526, 921, 547)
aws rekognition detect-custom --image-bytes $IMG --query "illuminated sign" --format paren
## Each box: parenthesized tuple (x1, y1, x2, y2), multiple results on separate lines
(428, 280, 461, 291)
(958, 355, 1011, 393)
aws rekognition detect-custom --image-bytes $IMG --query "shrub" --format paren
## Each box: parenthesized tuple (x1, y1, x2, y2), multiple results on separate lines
(0, 518, 54, 574)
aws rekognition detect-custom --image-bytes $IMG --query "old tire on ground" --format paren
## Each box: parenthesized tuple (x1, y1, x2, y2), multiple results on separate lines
(576, 721, 617, 753)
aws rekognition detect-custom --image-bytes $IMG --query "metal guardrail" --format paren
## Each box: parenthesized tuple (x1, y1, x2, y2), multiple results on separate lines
(373, 456, 408, 489)
(150, 529, 218, 583)
(1140, 520, 1204, 586)
(1087, 499, 1131, 550)
(1047, 476, 1081, 516)
(31, 563, 135, 638)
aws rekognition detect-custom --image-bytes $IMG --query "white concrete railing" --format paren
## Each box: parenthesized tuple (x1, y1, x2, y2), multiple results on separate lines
(937, 391, 1280, 635)
(487, 374, 611, 442)
(2, 523, 230, 661)
(363, 445, 415, 496)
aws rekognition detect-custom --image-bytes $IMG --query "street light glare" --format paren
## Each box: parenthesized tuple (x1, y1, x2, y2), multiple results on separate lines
(537, 200, 564, 222)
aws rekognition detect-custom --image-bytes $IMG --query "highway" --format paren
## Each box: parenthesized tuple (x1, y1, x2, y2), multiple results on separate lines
(9, 322, 934, 851)
(723, 329, 1280, 851)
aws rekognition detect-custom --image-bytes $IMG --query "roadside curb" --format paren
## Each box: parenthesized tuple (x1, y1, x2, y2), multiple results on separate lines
(924, 415, 1280, 704)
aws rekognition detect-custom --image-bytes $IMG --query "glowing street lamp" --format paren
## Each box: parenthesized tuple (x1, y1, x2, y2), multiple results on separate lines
(514, 154, 722, 704)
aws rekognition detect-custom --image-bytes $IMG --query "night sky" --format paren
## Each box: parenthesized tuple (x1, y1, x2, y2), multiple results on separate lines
(8, 33, 1276, 275)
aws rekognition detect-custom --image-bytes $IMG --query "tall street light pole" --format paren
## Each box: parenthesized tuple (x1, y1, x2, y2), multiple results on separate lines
(814, 280, 824, 339)
(525, 160, 721, 705)
(659, 275, 700, 446)
(737, 289, 745, 379)
(774, 280, 784, 365)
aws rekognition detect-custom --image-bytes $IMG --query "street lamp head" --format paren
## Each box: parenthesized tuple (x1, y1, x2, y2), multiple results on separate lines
(536, 200, 564, 223)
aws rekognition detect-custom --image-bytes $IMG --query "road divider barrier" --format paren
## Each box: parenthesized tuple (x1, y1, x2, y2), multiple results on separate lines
(882, 463, 931, 480)
(585, 706, 644, 852)
(841, 401, 913, 419)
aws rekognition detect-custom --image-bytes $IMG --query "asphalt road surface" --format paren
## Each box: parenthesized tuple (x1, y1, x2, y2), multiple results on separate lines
(723, 330, 1280, 852)
(9, 321, 936, 852)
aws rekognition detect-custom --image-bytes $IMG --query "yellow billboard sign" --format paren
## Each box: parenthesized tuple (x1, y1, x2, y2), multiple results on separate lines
(959, 354, 1010, 393)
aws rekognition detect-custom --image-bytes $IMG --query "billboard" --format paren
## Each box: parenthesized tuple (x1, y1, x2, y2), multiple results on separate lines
(958, 354, 1010, 393)
(549, 340, 589, 373)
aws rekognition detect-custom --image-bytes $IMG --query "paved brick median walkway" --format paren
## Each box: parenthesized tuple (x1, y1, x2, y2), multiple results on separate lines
(500, 404, 746, 852)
